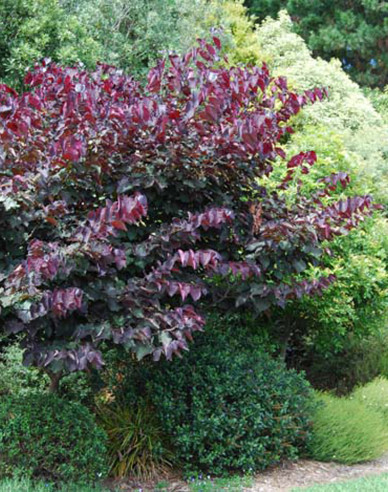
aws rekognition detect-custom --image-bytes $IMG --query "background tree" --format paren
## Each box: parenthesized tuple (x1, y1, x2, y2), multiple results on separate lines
(0, 0, 101, 88)
(0, 0, 220, 88)
(61, 0, 215, 77)
(244, 0, 388, 87)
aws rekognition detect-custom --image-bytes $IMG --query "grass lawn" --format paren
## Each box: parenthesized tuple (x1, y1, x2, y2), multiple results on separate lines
(293, 473, 388, 491)
(6, 473, 388, 492)
(0, 475, 253, 492)
(0, 478, 111, 492)
(155, 475, 253, 491)
(187, 475, 253, 491)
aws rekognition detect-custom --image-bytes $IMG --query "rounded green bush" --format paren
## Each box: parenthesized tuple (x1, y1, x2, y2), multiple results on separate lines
(308, 393, 388, 464)
(149, 327, 314, 475)
(0, 393, 108, 482)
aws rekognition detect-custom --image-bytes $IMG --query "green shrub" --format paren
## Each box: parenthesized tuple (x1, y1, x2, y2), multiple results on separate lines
(295, 327, 388, 395)
(291, 219, 388, 353)
(97, 399, 173, 479)
(96, 313, 278, 404)
(0, 343, 94, 405)
(283, 215, 388, 393)
(352, 377, 388, 419)
(0, 344, 48, 396)
(255, 12, 381, 129)
(149, 329, 314, 475)
(251, 12, 388, 377)
(366, 86, 388, 123)
(67, 0, 265, 79)
(205, 0, 266, 66)
(308, 393, 388, 464)
(0, 394, 108, 483)
(0, 0, 220, 87)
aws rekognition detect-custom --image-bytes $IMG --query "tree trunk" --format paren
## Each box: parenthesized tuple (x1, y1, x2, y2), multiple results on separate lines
(278, 316, 294, 362)
(47, 370, 63, 394)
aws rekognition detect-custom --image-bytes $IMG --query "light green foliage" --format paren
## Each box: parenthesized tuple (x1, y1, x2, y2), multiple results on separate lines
(268, 126, 388, 372)
(292, 473, 388, 491)
(292, 218, 388, 356)
(255, 12, 388, 205)
(252, 12, 388, 371)
(283, 125, 372, 199)
(205, 0, 266, 66)
(96, 400, 173, 479)
(0, 0, 101, 87)
(0, 0, 221, 86)
(344, 123, 388, 206)
(0, 0, 270, 88)
(261, 124, 357, 201)
(256, 12, 382, 129)
(66, 0, 266, 78)
(365, 86, 388, 123)
(352, 377, 388, 419)
(308, 392, 388, 464)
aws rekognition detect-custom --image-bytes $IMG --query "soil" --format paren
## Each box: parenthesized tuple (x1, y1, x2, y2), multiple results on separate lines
(109, 454, 388, 491)
(246, 453, 388, 491)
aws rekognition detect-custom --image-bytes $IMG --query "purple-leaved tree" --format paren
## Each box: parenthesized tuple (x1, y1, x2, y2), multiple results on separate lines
(0, 39, 375, 390)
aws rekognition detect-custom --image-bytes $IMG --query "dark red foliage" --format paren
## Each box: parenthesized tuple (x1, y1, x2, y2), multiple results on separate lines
(0, 39, 375, 373)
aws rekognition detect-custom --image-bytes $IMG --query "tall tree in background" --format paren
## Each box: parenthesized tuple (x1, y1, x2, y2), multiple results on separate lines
(0, 0, 215, 87)
(245, 0, 388, 87)
(0, 0, 102, 87)
(61, 0, 213, 77)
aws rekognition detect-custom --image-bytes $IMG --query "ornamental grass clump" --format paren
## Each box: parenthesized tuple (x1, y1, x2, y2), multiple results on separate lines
(352, 377, 388, 419)
(97, 399, 174, 479)
(308, 393, 388, 464)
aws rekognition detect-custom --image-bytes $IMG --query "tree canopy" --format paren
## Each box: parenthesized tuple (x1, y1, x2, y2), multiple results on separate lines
(245, 0, 388, 87)
(0, 39, 374, 375)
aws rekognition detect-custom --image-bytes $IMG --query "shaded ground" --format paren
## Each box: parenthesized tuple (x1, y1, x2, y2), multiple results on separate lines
(110, 453, 388, 491)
